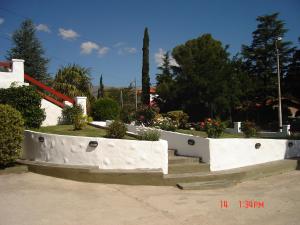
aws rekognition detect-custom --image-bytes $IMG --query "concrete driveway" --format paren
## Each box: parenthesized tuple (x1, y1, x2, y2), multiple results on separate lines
(0, 171, 299, 225)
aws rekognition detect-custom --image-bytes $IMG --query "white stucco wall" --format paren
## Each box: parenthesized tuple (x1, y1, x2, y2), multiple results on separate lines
(41, 99, 63, 126)
(23, 130, 168, 174)
(209, 138, 300, 171)
(124, 123, 210, 162)
(0, 59, 26, 88)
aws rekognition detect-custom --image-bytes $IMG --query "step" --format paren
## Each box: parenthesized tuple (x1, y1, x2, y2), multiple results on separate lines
(168, 156, 201, 164)
(168, 162, 210, 174)
(177, 180, 236, 190)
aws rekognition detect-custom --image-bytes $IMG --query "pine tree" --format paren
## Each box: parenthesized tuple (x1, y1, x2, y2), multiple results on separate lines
(285, 37, 300, 99)
(156, 52, 177, 112)
(6, 19, 50, 82)
(97, 74, 104, 99)
(242, 13, 295, 100)
(141, 27, 150, 105)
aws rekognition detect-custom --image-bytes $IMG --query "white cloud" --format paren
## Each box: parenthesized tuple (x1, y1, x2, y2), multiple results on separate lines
(80, 41, 109, 56)
(36, 24, 51, 33)
(98, 46, 109, 56)
(154, 48, 178, 67)
(81, 41, 99, 54)
(113, 42, 125, 48)
(58, 28, 79, 40)
(0, 18, 4, 25)
(117, 46, 137, 55)
(124, 47, 137, 54)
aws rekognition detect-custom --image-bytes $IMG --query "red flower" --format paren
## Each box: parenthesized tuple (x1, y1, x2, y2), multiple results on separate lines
(206, 118, 212, 123)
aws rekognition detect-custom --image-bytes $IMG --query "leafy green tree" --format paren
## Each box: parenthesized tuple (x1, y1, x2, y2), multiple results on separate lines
(285, 37, 300, 99)
(6, 19, 50, 82)
(141, 27, 150, 105)
(97, 74, 104, 99)
(172, 34, 235, 120)
(242, 13, 295, 99)
(53, 64, 93, 100)
(155, 52, 178, 112)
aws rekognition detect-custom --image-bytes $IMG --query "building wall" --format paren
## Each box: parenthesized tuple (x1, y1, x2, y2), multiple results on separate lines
(0, 59, 26, 88)
(41, 99, 63, 126)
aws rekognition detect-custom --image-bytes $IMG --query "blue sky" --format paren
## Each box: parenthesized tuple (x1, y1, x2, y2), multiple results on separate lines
(0, 0, 299, 87)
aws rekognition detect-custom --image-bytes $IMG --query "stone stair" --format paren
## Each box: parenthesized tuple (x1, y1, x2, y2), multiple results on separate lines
(17, 152, 299, 190)
(166, 150, 299, 190)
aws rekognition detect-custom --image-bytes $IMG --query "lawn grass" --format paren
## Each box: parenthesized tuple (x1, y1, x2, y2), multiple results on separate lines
(176, 129, 245, 138)
(32, 125, 136, 140)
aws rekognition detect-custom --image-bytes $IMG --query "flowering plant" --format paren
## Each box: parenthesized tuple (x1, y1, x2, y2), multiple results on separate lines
(153, 115, 177, 131)
(200, 118, 226, 138)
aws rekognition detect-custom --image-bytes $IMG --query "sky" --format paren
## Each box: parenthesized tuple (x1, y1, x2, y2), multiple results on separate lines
(0, 0, 299, 87)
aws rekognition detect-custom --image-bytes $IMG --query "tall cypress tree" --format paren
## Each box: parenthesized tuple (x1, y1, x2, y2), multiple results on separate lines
(97, 74, 104, 99)
(141, 27, 150, 105)
(6, 19, 50, 82)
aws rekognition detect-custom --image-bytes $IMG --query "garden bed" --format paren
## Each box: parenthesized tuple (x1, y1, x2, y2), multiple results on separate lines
(32, 125, 136, 140)
(176, 129, 244, 138)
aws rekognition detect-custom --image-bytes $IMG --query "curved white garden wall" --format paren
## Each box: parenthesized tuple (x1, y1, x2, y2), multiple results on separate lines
(209, 138, 300, 171)
(23, 130, 168, 174)
(125, 123, 210, 162)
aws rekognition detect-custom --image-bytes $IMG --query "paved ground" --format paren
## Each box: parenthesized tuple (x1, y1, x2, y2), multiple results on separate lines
(0, 171, 299, 225)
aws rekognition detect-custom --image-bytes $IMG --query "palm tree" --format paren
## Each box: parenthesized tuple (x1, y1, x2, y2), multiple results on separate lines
(53, 64, 93, 99)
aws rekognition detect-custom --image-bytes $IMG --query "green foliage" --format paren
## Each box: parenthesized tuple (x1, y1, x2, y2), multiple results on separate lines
(97, 74, 104, 99)
(155, 52, 178, 112)
(0, 104, 24, 167)
(167, 111, 189, 129)
(73, 114, 88, 130)
(61, 105, 83, 125)
(0, 86, 45, 128)
(200, 118, 226, 138)
(172, 34, 241, 121)
(137, 130, 160, 141)
(285, 41, 300, 99)
(242, 13, 295, 99)
(53, 64, 94, 102)
(241, 121, 258, 138)
(120, 106, 136, 124)
(91, 98, 120, 121)
(6, 19, 50, 82)
(136, 105, 158, 126)
(142, 27, 150, 105)
(154, 115, 177, 131)
(106, 121, 127, 139)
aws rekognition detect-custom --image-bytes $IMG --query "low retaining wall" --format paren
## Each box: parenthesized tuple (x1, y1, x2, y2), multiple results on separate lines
(23, 130, 168, 174)
(209, 138, 300, 171)
(93, 121, 300, 172)
(124, 123, 210, 163)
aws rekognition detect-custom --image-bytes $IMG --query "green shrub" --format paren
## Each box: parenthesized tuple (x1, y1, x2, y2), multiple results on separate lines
(138, 130, 160, 141)
(200, 118, 226, 138)
(120, 106, 136, 124)
(0, 104, 24, 167)
(241, 121, 257, 138)
(136, 105, 158, 126)
(167, 110, 189, 129)
(91, 98, 120, 121)
(0, 86, 45, 128)
(106, 121, 127, 139)
(61, 105, 83, 125)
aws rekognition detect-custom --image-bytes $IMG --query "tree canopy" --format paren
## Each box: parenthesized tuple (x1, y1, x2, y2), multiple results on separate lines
(6, 19, 50, 82)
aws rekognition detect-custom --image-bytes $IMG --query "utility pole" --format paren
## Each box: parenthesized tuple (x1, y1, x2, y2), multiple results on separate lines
(120, 89, 123, 108)
(275, 37, 283, 132)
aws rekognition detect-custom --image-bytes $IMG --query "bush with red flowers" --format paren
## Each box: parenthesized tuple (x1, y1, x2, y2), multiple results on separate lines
(200, 118, 226, 138)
